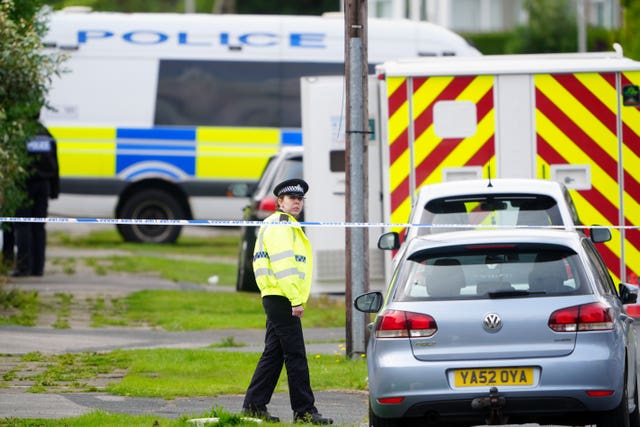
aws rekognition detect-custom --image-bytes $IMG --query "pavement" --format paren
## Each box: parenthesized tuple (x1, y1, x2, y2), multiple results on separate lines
(0, 389, 367, 425)
(0, 225, 368, 425)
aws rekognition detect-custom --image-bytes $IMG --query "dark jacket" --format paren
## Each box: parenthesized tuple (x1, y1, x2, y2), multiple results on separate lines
(26, 123, 60, 199)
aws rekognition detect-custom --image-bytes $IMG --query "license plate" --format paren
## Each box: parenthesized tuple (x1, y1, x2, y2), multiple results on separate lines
(453, 367, 534, 387)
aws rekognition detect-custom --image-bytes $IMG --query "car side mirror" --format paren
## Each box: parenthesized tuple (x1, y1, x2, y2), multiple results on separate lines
(378, 232, 400, 250)
(620, 282, 638, 305)
(590, 226, 611, 243)
(228, 183, 250, 197)
(354, 292, 384, 313)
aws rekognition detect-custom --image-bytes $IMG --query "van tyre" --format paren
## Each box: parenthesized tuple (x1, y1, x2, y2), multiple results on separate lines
(117, 189, 185, 244)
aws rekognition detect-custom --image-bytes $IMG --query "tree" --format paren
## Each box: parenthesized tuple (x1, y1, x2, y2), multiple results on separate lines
(621, 0, 640, 60)
(232, 0, 338, 14)
(44, 0, 339, 14)
(506, 0, 578, 54)
(0, 0, 65, 216)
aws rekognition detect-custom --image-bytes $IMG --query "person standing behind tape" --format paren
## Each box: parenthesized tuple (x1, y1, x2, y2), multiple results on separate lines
(12, 122, 59, 277)
(242, 178, 333, 425)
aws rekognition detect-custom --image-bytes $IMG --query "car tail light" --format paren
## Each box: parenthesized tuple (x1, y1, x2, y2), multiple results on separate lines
(586, 390, 615, 397)
(256, 197, 277, 218)
(375, 309, 437, 338)
(377, 396, 405, 404)
(548, 302, 613, 332)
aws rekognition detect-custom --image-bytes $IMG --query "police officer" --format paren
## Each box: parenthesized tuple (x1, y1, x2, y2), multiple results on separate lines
(12, 122, 60, 277)
(242, 178, 332, 425)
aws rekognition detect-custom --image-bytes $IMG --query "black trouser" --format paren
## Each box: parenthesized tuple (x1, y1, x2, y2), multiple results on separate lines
(243, 295, 317, 415)
(2, 223, 14, 264)
(14, 180, 50, 276)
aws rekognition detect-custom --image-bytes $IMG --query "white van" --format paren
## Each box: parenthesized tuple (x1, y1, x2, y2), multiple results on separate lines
(42, 10, 480, 243)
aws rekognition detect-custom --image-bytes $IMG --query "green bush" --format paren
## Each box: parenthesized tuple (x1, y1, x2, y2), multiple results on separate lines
(467, 26, 620, 56)
(0, 0, 66, 216)
(588, 26, 618, 52)
(464, 32, 512, 55)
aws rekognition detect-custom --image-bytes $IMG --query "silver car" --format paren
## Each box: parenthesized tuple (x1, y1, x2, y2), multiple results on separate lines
(355, 228, 639, 427)
(378, 178, 584, 273)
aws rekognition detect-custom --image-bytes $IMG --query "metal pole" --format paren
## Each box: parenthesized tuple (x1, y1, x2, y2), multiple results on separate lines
(615, 71, 626, 283)
(577, 0, 587, 52)
(344, 0, 369, 358)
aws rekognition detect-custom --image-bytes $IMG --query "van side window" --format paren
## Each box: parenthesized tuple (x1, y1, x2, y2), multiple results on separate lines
(154, 60, 344, 128)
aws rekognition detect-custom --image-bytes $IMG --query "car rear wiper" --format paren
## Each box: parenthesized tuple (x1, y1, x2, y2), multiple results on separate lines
(487, 290, 546, 298)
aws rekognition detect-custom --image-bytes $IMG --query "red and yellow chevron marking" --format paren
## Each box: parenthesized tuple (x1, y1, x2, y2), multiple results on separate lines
(535, 71, 640, 283)
(386, 75, 496, 232)
(621, 70, 640, 284)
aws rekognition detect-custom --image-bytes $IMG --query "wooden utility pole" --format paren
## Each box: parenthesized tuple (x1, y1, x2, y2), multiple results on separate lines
(344, 0, 369, 358)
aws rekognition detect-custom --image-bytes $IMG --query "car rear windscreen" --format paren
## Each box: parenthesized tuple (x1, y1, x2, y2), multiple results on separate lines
(395, 244, 588, 300)
(417, 194, 563, 235)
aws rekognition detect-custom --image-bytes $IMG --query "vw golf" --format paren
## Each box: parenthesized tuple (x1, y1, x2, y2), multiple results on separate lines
(355, 228, 639, 427)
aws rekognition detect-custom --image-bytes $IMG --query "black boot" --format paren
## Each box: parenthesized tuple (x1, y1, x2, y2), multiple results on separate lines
(294, 411, 333, 425)
(241, 407, 280, 423)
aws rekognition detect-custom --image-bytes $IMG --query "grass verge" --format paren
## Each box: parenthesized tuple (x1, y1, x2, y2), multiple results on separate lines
(0, 285, 38, 326)
(2, 287, 347, 330)
(0, 408, 291, 427)
(48, 228, 241, 258)
(110, 290, 345, 330)
(1, 349, 366, 397)
(0, 407, 338, 427)
(82, 255, 236, 286)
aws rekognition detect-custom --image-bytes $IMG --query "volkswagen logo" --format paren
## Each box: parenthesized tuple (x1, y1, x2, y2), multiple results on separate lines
(483, 313, 502, 332)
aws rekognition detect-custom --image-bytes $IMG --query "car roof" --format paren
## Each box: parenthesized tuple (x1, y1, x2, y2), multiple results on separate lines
(276, 145, 303, 157)
(406, 178, 578, 232)
(405, 228, 584, 254)
(414, 178, 566, 200)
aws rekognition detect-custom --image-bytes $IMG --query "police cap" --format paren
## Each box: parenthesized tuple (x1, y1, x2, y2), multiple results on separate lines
(273, 178, 309, 197)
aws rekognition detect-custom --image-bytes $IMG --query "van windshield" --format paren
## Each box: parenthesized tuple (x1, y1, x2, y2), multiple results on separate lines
(417, 194, 563, 234)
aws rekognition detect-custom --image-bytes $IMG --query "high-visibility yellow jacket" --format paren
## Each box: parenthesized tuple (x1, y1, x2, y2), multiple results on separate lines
(253, 211, 313, 306)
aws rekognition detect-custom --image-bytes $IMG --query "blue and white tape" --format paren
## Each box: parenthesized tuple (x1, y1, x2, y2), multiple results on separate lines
(0, 216, 636, 230)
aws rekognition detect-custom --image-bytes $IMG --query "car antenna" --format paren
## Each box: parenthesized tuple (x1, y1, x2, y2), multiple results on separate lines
(487, 166, 493, 187)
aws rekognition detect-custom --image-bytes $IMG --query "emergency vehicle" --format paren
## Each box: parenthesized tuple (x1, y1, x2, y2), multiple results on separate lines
(301, 47, 640, 293)
(41, 9, 480, 243)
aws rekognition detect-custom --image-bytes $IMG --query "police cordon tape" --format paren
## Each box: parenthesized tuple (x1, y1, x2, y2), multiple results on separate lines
(1, 216, 639, 230)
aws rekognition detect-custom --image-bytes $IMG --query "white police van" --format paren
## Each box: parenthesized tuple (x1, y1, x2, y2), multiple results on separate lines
(42, 9, 480, 243)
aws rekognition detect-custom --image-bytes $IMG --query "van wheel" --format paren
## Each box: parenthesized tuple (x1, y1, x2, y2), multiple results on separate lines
(117, 189, 185, 243)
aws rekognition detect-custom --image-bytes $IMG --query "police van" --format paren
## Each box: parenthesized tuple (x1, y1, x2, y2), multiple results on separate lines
(42, 9, 480, 243)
